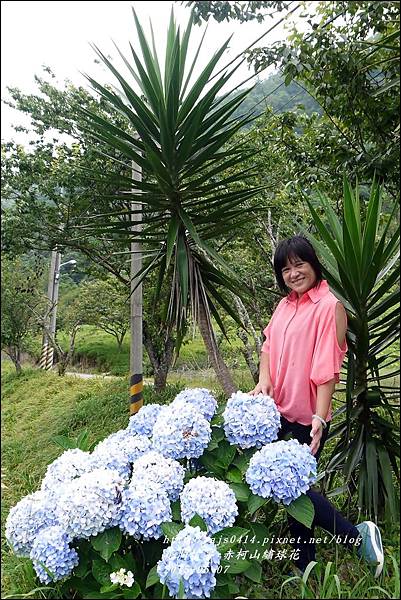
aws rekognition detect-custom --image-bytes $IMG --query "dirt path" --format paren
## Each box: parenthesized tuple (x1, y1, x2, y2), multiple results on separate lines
(65, 372, 154, 385)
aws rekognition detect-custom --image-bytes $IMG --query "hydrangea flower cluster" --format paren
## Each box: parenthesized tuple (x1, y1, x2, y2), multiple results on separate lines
(119, 478, 171, 540)
(110, 568, 135, 587)
(41, 448, 94, 493)
(127, 403, 167, 437)
(55, 468, 124, 538)
(131, 451, 185, 501)
(30, 525, 79, 584)
(172, 388, 217, 421)
(152, 402, 211, 460)
(223, 391, 281, 449)
(90, 439, 132, 479)
(157, 525, 221, 599)
(246, 439, 317, 505)
(5, 490, 57, 557)
(90, 432, 151, 480)
(180, 476, 238, 534)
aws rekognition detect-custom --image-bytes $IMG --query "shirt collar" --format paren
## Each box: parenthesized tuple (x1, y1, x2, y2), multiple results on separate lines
(286, 279, 330, 304)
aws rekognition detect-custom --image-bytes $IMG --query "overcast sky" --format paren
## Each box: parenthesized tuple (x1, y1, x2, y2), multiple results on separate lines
(1, 1, 303, 144)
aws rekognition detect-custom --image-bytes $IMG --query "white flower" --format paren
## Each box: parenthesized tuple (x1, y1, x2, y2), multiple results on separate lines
(110, 568, 135, 587)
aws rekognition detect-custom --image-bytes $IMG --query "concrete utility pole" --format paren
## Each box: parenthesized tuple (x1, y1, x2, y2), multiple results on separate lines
(129, 157, 143, 415)
(39, 253, 76, 370)
(39, 250, 60, 370)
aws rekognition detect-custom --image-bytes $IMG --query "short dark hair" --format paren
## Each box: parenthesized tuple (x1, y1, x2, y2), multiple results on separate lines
(273, 236, 323, 293)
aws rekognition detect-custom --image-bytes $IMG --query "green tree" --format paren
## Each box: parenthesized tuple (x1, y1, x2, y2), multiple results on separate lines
(305, 178, 400, 520)
(1, 73, 178, 391)
(70, 277, 131, 350)
(189, 1, 400, 193)
(77, 9, 266, 395)
(1, 257, 46, 374)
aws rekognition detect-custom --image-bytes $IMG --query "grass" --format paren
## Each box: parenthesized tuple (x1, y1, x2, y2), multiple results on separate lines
(1, 361, 399, 599)
(28, 325, 249, 377)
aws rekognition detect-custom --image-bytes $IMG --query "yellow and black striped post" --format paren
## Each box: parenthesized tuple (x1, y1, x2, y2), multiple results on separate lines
(129, 153, 144, 416)
(39, 340, 49, 370)
(130, 373, 144, 415)
(39, 340, 54, 370)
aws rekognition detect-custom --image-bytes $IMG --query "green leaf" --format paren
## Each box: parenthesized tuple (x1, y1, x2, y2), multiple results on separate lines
(161, 521, 185, 542)
(233, 450, 254, 474)
(247, 493, 268, 516)
(229, 482, 250, 503)
(213, 526, 249, 554)
(226, 466, 243, 483)
(212, 584, 230, 597)
(211, 426, 225, 443)
(166, 214, 179, 271)
(109, 553, 137, 573)
(221, 558, 251, 574)
(199, 452, 225, 477)
(171, 500, 181, 522)
(99, 583, 119, 594)
(77, 429, 90, 450)
(366, 436, 379, 518)
(178, 579, 186, 599)
(242, 522, 272, 556)
(74, 561, 91, 579)
(215, 440, 236, 470)
(122, 583, 141, 599)
(176, 233, 189, 308)
(91, 528, 122, 562)
(145, 565, 160, 589)
(244, 561, 262, 583)
(377, 445, 397, 519)
(285, 494, 315, 528)
(92, 558, 113, 586)
(51, 435, 77, 450)
(83, 593, 120, 599)
(188, 513, 208, 532)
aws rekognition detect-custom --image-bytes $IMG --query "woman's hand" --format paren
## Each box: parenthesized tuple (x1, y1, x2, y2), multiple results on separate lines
(249, 379, 274, 398)
(309, 419, 323, 456)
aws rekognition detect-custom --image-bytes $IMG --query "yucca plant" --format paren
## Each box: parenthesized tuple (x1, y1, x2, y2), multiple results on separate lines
(304, 177, 400, 521)
(76, 9, 263, 394)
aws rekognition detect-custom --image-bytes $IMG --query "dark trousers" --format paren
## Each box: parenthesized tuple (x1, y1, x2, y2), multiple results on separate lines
(278, 416, 360, 571)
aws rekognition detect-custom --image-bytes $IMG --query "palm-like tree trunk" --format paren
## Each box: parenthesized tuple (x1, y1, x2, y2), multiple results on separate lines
(197, 298, 236, 397)
(143, 321, 175, 392)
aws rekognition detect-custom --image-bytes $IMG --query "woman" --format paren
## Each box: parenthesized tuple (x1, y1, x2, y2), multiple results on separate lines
(250, 236, 384, 577)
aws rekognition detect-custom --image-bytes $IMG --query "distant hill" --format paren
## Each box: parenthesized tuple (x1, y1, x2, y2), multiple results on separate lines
(229, 72, 322, 125)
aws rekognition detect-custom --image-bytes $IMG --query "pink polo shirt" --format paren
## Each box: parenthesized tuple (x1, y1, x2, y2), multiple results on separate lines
(261, 280, 347, 425)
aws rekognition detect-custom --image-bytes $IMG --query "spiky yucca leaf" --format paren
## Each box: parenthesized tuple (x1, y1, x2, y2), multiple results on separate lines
(77, 8, 263, 341)
(304, 177, 400, 520)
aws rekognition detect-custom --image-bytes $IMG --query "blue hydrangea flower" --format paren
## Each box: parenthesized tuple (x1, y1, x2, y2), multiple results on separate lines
(119, 478, 171, 540)
(180, 476, 238, 534)
(157, 525, 221, 599)
(30, 525, 79, 584)
(131, 451, 185, 501)
(41, 448, 94, 493)
(90, 431, 151, 480)
(127, 403, 167, 437)
(172, 388, 217, 421)
(5, 491, 57, 557)
(223, 391, 281, 449)
(54, 468, 124, 539)
(152, 403, 211, 460)
(245, 439, 317, 505)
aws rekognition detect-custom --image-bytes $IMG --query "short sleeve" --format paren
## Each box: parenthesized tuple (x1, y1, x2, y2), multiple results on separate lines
(261, 299, 284, 354)
(310, 303, 347, 386)
(261, 321, 272, 354)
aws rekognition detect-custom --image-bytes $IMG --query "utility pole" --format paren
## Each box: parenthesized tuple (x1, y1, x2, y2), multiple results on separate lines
(129, 156, 143, 414)
(39, 249, 60, 370)
(39, 253, 76, 370)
